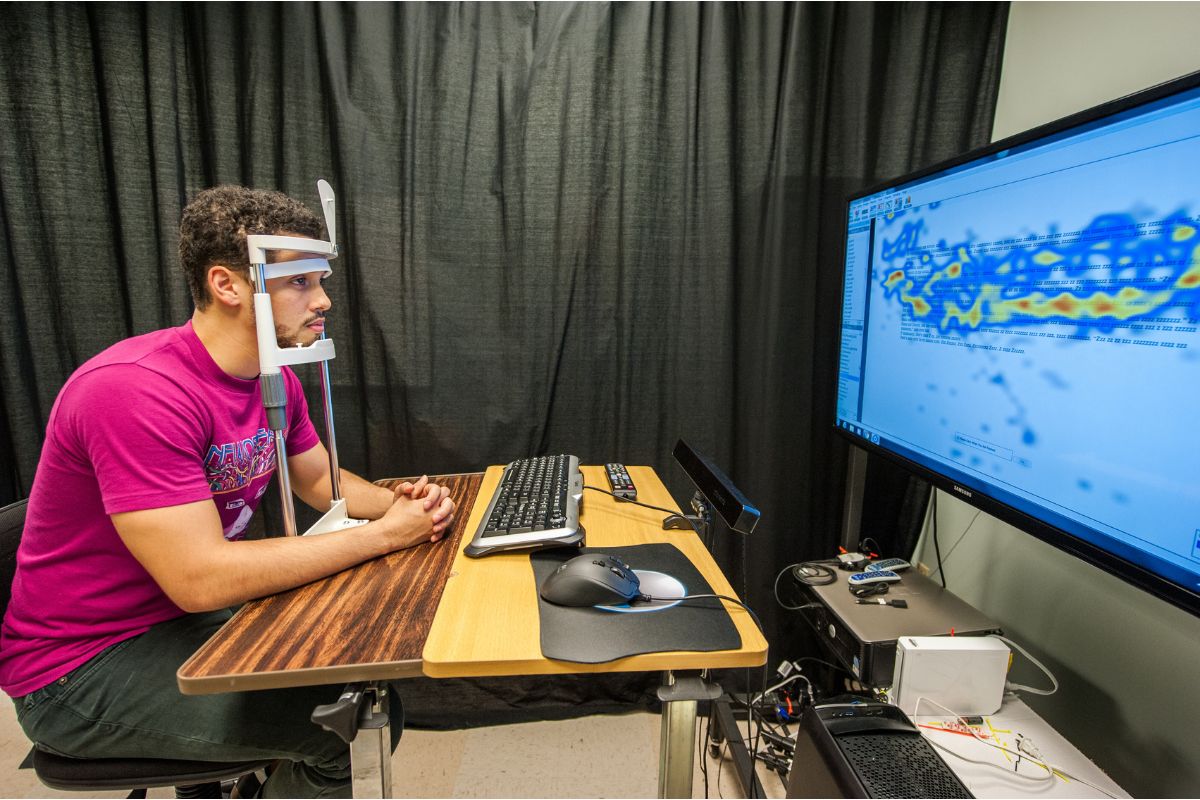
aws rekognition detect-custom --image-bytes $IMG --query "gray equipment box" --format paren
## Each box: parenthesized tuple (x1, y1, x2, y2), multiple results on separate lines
(797, 569, 1000, 686)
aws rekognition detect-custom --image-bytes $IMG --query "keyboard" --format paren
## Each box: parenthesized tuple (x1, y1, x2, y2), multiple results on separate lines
(463, 454, 585, 558)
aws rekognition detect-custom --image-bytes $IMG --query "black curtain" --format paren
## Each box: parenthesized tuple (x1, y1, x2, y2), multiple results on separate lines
(0, 2, 1007, 722)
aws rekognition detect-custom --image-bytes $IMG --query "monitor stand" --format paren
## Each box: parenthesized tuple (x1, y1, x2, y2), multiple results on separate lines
(840, 444, 869, 551)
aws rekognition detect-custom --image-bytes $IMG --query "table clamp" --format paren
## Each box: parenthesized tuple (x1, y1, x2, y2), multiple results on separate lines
(662, 491, 712, 545)
(311, 682, 393, 798)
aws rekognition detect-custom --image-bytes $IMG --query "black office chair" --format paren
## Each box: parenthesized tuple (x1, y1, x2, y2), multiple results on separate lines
(0, 498, 271, 799)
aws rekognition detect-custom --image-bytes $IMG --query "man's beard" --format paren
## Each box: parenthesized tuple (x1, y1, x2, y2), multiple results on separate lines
(249, 306, 324, 348)
(275, 324, 303, 349)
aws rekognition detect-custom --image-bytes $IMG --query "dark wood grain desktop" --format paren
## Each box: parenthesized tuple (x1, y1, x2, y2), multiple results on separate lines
(176, 473, 482, 695)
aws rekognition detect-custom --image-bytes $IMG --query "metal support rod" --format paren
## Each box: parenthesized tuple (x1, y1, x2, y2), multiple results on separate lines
(317, 331, 342, 502)
(273, 430, 297, 538)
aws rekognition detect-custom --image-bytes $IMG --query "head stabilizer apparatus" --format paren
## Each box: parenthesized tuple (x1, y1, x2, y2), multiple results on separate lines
(247, 179, 368, 538)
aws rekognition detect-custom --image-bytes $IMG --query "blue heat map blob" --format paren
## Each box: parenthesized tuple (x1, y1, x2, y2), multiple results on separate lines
(873, 206, 1197, 496)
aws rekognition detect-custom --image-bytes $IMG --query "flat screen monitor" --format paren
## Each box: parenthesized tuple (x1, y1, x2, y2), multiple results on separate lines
(834, 71, 1200, 616)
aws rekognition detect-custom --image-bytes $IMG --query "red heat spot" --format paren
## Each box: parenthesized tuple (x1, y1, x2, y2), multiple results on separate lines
(1051, 296, 1077, 314)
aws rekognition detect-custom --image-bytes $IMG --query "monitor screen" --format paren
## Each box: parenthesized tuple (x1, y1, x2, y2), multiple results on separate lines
(834, 72, 1200, 615)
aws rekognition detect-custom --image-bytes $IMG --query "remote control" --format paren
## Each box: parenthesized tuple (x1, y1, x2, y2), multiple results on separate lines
(605, 463, 637, 500)
(847, 570, 902, 585)
(865, 558, 912, 573)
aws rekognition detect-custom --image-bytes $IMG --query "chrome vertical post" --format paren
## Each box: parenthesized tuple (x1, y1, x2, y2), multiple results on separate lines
(349, 684, 393, 798)
(317, 331, 342, 502)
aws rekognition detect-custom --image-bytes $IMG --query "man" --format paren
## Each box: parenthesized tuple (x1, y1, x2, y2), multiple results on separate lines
(0, 185, 454, 797)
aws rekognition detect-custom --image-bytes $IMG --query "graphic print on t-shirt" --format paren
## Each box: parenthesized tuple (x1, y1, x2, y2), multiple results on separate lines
(225, 504, 255, 539)
(205, 428, 277, 493)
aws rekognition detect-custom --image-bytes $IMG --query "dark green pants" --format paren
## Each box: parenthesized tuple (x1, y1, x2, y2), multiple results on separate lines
(13, 610, 404, 798)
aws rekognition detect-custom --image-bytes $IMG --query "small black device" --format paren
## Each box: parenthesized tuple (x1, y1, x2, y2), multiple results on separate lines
(855, 598, 908, 608)
(836, 552, 869, 571)
(539, 553, 642, 607)
(604, 463, 637, 500)
(672, 439, 760, 534)
(786, 701, 972, 798)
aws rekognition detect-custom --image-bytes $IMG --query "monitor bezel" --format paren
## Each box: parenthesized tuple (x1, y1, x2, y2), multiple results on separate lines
(832, 68, 1200, 618)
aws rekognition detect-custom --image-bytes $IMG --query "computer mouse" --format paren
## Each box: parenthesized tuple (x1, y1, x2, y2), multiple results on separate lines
(539, 553, 642, 607)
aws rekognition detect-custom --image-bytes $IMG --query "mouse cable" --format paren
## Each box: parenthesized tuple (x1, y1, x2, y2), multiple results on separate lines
(583, 485, 703, 535)
(637, 593, 763, 635)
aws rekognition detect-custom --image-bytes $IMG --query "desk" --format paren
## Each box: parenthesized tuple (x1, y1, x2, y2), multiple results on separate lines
(178, 465, 767, 797)
(424, 465, 765, 676)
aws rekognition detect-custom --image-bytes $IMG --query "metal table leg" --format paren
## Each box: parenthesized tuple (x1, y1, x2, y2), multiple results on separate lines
(312, 682, 393, 798)
(350, 685, 392, 798)
(658, 670, 723, 798)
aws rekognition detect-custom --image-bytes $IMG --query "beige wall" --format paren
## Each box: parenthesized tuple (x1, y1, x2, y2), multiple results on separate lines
(913, 4, 1200, 796)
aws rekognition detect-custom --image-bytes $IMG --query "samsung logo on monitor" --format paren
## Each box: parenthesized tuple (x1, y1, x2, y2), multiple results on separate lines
(952, 485, 973, 499)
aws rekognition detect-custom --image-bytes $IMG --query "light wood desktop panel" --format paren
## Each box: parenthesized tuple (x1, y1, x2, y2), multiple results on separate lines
(421, 465, 768, 677)
(176, 473, 481, 695)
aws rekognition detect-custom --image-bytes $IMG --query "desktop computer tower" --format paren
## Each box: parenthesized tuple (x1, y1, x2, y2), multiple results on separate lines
(796, 569, 1000, 686)
(785, 702, 972, 798)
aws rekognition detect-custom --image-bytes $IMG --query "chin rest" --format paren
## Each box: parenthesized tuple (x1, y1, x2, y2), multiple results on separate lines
(26, 747, 271, 795)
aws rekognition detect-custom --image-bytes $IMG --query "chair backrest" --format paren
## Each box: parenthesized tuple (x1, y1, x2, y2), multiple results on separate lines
(0, 499, 28, 617)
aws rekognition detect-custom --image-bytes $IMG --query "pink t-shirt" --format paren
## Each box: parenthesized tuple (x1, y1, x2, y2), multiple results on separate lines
(0, 321, 320, 696)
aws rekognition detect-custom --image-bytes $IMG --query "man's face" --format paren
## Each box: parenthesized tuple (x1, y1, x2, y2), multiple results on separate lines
(257, 249, 332, 348)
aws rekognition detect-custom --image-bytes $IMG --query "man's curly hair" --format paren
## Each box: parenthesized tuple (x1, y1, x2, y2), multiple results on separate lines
(179, 185, 324, 310)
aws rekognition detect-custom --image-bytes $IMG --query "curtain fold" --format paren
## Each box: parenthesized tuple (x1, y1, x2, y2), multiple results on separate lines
(0, 1, 1008, 720)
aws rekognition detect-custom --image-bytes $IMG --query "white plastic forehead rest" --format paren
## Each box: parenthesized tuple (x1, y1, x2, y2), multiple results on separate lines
(246, 234, 337, 265)
(260, 258, 334, 280)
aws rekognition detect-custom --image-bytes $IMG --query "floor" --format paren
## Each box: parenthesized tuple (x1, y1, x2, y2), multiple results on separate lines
(0, 699, 788, 799)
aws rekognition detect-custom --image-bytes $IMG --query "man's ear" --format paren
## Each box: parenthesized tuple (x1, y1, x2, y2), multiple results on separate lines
(206, 265, 251, 308)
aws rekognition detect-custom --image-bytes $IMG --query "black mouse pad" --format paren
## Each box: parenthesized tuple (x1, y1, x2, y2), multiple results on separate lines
(531, 544, 742, 664)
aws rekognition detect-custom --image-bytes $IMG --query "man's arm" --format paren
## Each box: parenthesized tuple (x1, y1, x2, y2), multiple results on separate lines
(111, 491, 453, 613)
(288, 442, 393, 519)
(288, 443, 452, 522)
